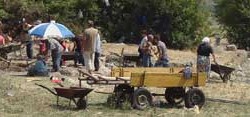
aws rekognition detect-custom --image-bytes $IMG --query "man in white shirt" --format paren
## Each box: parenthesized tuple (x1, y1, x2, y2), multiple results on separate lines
(94, 33, 101, 71)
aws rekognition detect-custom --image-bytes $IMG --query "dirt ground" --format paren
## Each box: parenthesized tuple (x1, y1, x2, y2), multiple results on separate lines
(0, 38, 250, 116)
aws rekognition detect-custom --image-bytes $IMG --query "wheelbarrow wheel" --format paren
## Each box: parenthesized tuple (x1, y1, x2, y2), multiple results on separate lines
(185, 88, 205, 108)
(132, 88, 152, 110)
(165, 87, 185, 105)
(76, 98, 87, 109)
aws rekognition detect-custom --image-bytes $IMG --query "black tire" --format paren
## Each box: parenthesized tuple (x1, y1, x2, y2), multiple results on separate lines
(114, 84, 133, 108)
(185, 88, 205, 108)
(107, 94, 117, 108)
(165, 87, 185, 105)
(76, 98, 87, 109)
(132, 88, 152, 110)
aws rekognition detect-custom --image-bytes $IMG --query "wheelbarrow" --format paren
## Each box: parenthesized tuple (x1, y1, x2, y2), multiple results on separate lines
(211, 64, 235, 83)
(35, 83, 93, 109)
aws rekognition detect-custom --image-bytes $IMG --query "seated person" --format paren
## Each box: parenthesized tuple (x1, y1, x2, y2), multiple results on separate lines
(27, 55, 49, 76)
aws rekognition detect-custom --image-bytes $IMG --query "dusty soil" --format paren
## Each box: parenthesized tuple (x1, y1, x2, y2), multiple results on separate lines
(0, 38, 249, 116)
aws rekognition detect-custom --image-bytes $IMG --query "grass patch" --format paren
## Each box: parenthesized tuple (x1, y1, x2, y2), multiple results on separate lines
(0, 72, 250, 117)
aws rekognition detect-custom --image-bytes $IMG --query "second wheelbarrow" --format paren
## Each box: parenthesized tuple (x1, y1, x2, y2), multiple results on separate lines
(35, 84, 93, 109)
(211, 64, 235, 83)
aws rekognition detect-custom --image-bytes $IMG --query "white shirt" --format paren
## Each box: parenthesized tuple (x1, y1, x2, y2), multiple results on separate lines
(95, 33, 101, 53)
(139, 36, 148, 49)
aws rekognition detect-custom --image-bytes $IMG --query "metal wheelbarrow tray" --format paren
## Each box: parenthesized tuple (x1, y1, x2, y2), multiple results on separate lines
(211, 64, 235, 82)
(36, 84, 93, 109)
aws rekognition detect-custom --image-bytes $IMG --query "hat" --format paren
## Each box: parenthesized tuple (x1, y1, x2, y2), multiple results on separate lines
(148, 34, 154, 39)
(202, 37, 210, 43)
(87, 20, 94, 26)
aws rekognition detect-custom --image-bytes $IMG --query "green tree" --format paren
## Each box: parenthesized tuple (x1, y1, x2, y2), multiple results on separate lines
(215, 0, 250, 49)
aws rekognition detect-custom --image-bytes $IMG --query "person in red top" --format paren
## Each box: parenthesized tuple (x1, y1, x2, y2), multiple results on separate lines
(39, 40, 47, 55)
(0, 30, 5, 46)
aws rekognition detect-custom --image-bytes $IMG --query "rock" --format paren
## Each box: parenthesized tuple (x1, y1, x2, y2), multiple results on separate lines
(226, 44, 237, 51)
(236, 71, 246, 77)
(101, 40, 107, 44)
(237, 65, 243, 71)
(210, 72, 221, 80)
(247, 51, 250, 58)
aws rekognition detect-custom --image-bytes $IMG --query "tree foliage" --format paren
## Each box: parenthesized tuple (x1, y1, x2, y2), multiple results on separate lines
(0, 0, 212, 49)
(215, 0, 250, 49)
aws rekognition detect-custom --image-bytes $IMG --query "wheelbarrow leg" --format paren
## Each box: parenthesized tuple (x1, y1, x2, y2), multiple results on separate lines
(57, 96, 59, 106)
(69, 99, 72, 107)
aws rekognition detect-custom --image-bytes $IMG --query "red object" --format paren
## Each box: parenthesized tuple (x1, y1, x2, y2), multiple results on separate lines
(51, 79, 62, 83)
(0, 35, 5, 45)
(39, 40, 47, 54)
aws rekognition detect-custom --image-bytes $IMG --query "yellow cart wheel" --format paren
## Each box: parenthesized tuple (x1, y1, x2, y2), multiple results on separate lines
(132, 88, 152, 110)
(185, 88, 205, 108)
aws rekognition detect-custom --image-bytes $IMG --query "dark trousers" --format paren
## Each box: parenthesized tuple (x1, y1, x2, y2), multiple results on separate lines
(94, 52, 100, 71)
(52, 50, 62, 72)
(26, 41, 33, 59)
(74, 51, 85, 66)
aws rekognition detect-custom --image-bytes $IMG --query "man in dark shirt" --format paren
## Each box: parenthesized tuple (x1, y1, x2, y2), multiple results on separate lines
(197, 37, 216, 78)
(73, 36, 84, 66)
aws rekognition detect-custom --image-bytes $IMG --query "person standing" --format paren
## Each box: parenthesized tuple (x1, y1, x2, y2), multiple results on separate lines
(22, 22, 33, 59)
(138, 30, 148, 66)
(141, 34, 154, 67)
(73, 35, 84, 67)
(154, 34, 169, 67)
(197, 37, 216, 78)
(48, 38, 64, 72)
(94, 32, 101, 71)
(82, 20, 99, 73)
(0, 30, 5, 46)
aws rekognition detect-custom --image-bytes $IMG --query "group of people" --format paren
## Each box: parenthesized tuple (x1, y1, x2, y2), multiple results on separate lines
(29, 20, 102, 76)
(1, 18, 216, 78)
(138, 29, 216, 78)
(138, 30, 169, 67)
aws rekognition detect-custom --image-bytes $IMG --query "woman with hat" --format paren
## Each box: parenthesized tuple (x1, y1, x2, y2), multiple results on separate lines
(197, 37, 216, 78)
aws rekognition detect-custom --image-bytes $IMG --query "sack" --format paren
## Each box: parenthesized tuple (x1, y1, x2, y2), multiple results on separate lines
(183, 66, 192, 79)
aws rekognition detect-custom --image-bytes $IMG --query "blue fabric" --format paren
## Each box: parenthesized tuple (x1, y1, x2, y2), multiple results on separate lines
(155, 58, 169, 67)
(29, 22, 75, 38)
(28, 60, 49, 76)
(142, 54, 152, 67)
(74, 51, 84, 66)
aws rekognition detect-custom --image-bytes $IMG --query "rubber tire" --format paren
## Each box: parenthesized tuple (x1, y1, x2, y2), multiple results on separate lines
(132, 88, 152, 110)
(165, 87, 185, 105)
(76, 98, 87, 109)
(185, 88, 205, 108)
(107, 94, 117, 108)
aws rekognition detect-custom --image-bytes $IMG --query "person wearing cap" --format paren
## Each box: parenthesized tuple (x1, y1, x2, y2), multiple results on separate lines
(82, 20, 99, 73)
(197, 37, 216, 78)
(141, 34, 154, 67)
(48, 37, 64, 72)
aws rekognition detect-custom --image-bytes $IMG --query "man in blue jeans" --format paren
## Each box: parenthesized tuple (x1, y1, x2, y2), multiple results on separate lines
(48, 38, 64, 72)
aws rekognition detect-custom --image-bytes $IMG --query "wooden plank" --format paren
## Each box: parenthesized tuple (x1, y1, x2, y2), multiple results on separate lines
(111, 67, 191, 77)
(197, 73, 206, 86)
(130, 72, 206, 87)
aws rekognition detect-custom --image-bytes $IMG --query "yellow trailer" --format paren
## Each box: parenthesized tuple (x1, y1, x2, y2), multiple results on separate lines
(79, 67, 207, 110)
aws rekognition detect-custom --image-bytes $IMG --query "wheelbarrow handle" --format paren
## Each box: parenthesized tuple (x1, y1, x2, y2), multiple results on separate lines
(35, 83, 57, 96)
